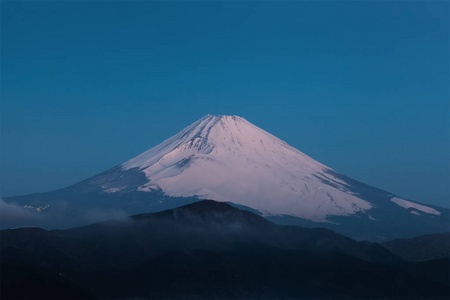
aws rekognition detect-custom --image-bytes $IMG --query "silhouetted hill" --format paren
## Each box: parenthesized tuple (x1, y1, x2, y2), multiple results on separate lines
(383, 232, 450, 262)
(1, 201, 449, 299)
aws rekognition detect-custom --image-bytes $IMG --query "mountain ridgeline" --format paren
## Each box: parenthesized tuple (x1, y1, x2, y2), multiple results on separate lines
(1, 201, 449, 299)
(3, 115, 449, 241)
(382, 232, 450, 262)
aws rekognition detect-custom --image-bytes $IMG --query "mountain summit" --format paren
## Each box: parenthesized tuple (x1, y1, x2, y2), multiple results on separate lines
(4, 115, 449, 241)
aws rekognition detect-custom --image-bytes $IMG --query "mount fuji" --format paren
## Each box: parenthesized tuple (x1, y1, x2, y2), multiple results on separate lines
(3, 115, 449, 241)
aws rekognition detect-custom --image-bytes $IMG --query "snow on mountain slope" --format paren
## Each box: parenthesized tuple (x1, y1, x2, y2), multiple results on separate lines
(121, 115, 373, 221)
(391, 197, 441, 216)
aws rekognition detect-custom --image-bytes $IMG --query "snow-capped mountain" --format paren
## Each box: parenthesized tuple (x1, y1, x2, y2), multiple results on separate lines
(3, 115, 449, 241)
(121, 115, 372, 221)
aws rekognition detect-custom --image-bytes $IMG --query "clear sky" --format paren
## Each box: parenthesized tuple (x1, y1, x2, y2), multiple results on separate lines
(1, 1, 449, 208)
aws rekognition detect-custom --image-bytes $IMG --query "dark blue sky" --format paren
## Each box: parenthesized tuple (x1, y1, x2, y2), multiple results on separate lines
(1, 1, 449, 207)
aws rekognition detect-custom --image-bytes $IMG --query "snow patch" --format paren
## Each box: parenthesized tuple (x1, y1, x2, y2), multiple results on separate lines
(391, 197, 440, 216)
(103, 188, 123, 194)
(23, 205, 49, 212)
